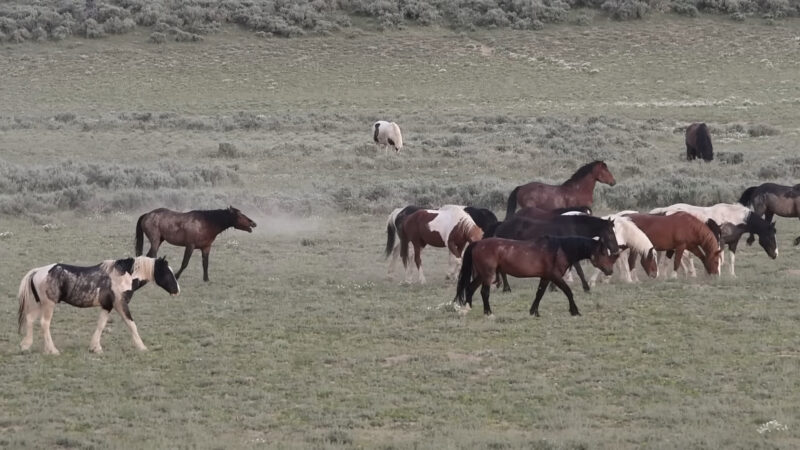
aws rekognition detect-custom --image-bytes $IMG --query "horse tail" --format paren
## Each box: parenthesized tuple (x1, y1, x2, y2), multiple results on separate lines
(385, 218, 396, 258)
(455, 244, 475, 305)
(373, 122, 380, 143)
(400, 236, 410, 268)
(738, 186, 758, 206)
(135, 213, 146, 256)
(505, 186, 520, 220)
(17, 269, 39, 334)
(697, 123, 713, 161)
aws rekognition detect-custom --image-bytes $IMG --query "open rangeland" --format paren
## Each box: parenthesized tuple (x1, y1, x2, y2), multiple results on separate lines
(2, 15, 800, 448)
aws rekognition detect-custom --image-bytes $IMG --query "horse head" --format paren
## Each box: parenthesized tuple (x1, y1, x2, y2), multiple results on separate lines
(154, 257, 180, 296)
(700, 247, 723, 275)
(594, 161, 616, 186)
(759, 221, 778, 259)
(229, 206, 257, 232)
(589, 240, 619, 276)
(598, 218, 621, 255)
(641, 248, 659, 278)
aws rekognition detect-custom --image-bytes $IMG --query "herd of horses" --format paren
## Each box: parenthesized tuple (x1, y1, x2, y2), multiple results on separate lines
(12, 119, 795, 353)
(16, 206, 257, 354)
(385, 160, 787, 318)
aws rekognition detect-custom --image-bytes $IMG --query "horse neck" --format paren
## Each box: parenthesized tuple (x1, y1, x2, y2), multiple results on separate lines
(622, 222, 653, 254)
(132, 257, 155, 281)
(745, 214, 767, 235)
(558, 238, 594, 265)
(452, 221, 478, 246)
(563, 175, 596, 202)
(697, 228, 718, 260)
(202, 209, 235, 233)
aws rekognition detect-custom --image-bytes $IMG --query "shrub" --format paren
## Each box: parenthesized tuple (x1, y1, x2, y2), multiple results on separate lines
(148, 31, 166, 43)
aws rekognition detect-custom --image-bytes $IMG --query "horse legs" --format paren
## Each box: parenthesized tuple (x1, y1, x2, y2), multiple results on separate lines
(501, 272, 511, 292)
(174, 245, 195, 280)
(413, 242, 426, 284)
(20, 299, 40, 351)
(114, 299, 147, 351)
(479, 284, 492, 317)
(727, 241, 739, 277)
(464, 278, 482, 309)
(146, 237, 162, 258)
(681, 253, 697, 277)
(201, 246, 211, 282)
(89, 309, 111, 353)
(530, 279, 549, 317)
(572, 263, 591, 292)
(672, 247, 686, 279)
(40, 300, 59, 355)
(550, 276, 580, 316)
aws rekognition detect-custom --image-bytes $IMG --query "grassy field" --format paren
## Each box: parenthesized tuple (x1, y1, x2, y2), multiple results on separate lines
(2, 15, 800, 448)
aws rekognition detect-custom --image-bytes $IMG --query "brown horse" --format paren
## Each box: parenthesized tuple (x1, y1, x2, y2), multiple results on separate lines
(505, 161, 616, 219)
(400, 205, 483, 284)
(455, 236, 618, 317)
(135, 206, 256, 281)
(685, 123, 713, 161)
(625, 212, 721, 277)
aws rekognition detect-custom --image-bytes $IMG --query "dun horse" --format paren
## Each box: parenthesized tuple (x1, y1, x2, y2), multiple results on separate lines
(685, 123, 713, 161)
(135, 206, 256, 281)
(17, 256, 179, 354)
(625, 212, 722, 277)
(739, 183, 800, 235)
(505, 161, 615, 219)
(399, 205, 483, 284)
(454, 237, 618, 317)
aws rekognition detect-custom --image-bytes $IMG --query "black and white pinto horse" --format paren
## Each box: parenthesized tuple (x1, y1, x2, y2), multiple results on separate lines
(17, 256, 179, 354)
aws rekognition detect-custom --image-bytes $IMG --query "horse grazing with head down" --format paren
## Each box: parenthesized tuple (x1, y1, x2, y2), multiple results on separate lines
(490, 214, 620, 292)
(17, 256, 179, 354)
(505, 161, 615, 220)
(400, 205, 484, 284)
(373, 120, 403, 153)
(135, 206, 256, 282)
(589, 214, 658, 285)
(455, 236, 618, 317)
(625, 212, 722, 277)
(685, 123, 713, 161)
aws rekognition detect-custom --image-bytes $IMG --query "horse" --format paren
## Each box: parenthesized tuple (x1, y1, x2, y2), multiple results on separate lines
(135, 206, 256, 282)
(650, 202, 777, 276)
(491, 214, 620, 292)
(399, 205, 484, 284)
(685, 123, 713, 161)
(589, 214, 658, 285)
(513, 206, 592, 221)
(454, 236, 618, 317)
(385, 205, 426, 278)
(17, 256, 179, 354)
(373, 120, 403, 153)
(739, 183, 800, 234)
(505, 161, 615, 220)
(625, 212, 722, 277)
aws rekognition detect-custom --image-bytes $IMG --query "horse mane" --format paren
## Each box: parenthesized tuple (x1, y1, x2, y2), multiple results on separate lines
(391, 122, 403, 149)
(615, 217, 654, 255)
(132, 256, 155, 282)
(548, 236, 597, 264)
(197, 209, 235, 228)
(564, 161, 603, 185)
(689, 218, 720, 257)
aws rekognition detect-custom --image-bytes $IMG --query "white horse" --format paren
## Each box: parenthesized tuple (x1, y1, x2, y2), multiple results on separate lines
(650, 202, 760, 276)
(17, 256, 179, 354)
(590, 213, 658, 285)
(373, 120, 403, 153)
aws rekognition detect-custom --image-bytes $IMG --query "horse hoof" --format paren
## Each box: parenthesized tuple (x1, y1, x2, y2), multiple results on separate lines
(90, 346, 103, 354)
(571, 311, 582, 317)
(486, 314, 496, 320)
(45, 348, 60, 355)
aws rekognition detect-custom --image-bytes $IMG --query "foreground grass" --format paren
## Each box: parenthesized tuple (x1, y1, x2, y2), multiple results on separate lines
(1, 16, 800, 448)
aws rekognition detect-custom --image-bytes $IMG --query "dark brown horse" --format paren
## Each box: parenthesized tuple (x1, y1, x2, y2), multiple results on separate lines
(135, 206, 256, 281)
(739, 183, 800, 227)
(626, 212, 721, 277)
(505, 161, 616, 219)
(399, 205, 483, 284)
(685, 123, 713, 161)
(454, 236, 618, 317)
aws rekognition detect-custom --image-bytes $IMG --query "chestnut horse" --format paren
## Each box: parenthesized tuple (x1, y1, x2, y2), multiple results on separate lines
(135, 206, 256, 282)
(685, 123, 713, 161)
(454, 236, 618, 317)
(505, 161, 616, 219)
(400, 205, 483, 284)
(625, 212, 721, 277)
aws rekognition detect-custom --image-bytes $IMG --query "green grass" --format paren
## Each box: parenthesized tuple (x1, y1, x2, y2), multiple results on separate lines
(2, 16, 800, 448)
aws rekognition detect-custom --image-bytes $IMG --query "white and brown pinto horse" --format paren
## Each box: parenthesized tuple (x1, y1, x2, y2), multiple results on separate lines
(373, 120, 404, 153)
(400, 205, 483, 284)
(17, 256, 179, 354)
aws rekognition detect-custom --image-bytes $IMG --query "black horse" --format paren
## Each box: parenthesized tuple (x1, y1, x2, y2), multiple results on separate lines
(686, 123, 713, 161)
(490, 214, 620, 292)
(464, 206, 499, 233)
